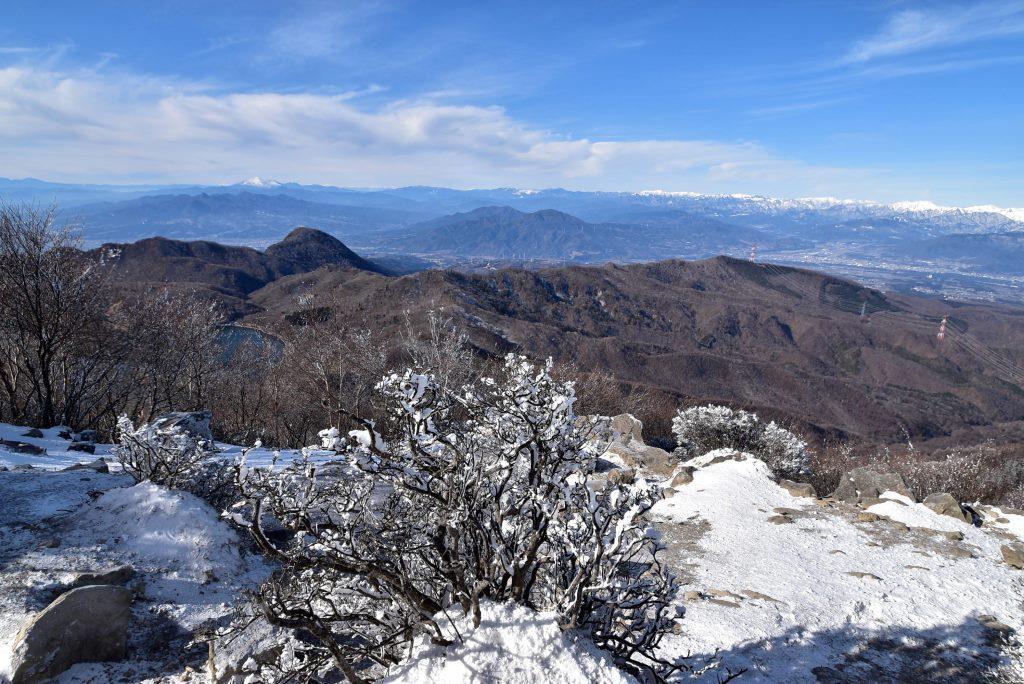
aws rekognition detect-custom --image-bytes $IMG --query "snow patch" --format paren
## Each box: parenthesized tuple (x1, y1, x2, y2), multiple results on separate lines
(383, 601, 635, 684)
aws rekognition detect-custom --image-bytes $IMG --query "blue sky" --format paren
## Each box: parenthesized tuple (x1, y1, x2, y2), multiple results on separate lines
(2, 1, 1023, 205)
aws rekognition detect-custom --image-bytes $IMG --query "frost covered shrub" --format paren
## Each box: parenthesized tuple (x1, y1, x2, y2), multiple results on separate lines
(114, 416, 238, 509)
(227, 355, 678, 682)
(672, 404, 810, 479)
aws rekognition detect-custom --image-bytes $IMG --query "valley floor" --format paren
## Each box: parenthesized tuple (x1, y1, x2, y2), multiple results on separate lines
(2, 426, 1023, 682)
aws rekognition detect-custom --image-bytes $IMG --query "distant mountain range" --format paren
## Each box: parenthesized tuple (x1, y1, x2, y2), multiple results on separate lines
(63, 192, 426, 244)
(4, 177, 1023, 302)
(93, 228, 1024, 447)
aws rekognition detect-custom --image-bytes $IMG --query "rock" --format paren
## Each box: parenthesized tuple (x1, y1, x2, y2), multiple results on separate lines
(706, 598, 741, 608)
(62, 458, 110, 474)
(9, 585, 131, 683)
(683, 590, 704, 602)
(706, 588, 744, 601)
(56, 427, 74, 440)
(0, 439, 46, 455)
(740, 589, 783, 604)
(77, 429, 98, 443)
(779, 479, 817, 498)
(604, 441, 675, 476)
(767, 514, 793, 525)
(610, 413, 644, 444)
(21, 428, 43, 438)
(772, 506, 802, 516)
(150, 410, 214, 441)
(668, 466, 695, 488)
(830, 467, 913, 503)
(1001, 543, 1024, 569)
(603, 415, 676, 477)
(607, 467, 636, 486)
(923, 493, 970, 524)
(939, 530, 964, 542)
(66, 566, 135, 591)
(978, 614, 1014, 641)
(68, 441, 96, 454)
(845, 571, 882, 581)
(857, 512, 880, 523)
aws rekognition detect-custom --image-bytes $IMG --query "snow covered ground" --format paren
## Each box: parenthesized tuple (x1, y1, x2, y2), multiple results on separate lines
(2, 425, 1024, 682)
(384, 601, 636, 684)
(0, 424, 272, 683)
(651, 450, 1024, 682)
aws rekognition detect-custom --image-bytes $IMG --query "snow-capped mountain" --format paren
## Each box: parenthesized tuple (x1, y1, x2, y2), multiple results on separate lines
(624, 191, 1024, 233)
(237, 176, 283, 188)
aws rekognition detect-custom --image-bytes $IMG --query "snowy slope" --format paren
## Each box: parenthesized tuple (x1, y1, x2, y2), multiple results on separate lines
(651, 452, 1024, 681)
(3, 427, 1024, 682)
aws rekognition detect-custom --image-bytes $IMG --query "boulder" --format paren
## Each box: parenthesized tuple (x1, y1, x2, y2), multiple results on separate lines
(77, 429, 98, 443)
(1001, 543, 1024, 570)
(66, 565, 135, 592)
(68, 441, 96, 454)
(0, 439, 46, 455)
(9, 585, 132, 683)
(780, 479, 817, 498)
(923, 493, 970, 524)
(21, 428, 44, 438)
(150, 410, 214, 441)
(602, 413, 674, 476)
(668, 466, 695, 488)
(62, 458, 110, 474)
(830, 467, 913, 503)
(610, 413, 644, 445)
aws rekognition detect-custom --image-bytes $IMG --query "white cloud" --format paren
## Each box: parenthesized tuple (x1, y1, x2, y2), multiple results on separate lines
(846, 1, 1024, 63)
(0, 60, 874, 196)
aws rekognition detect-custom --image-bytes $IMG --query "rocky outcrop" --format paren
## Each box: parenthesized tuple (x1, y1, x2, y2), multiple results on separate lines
(830, 467, 913, 503)
(603, 413, 675, 477)
(9, 585, 132, 683)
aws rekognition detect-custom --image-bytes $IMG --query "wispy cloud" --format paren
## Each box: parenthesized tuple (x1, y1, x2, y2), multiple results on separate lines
(846, 1, 1024, 63)
(268, 1, 395, 61)
(0, 59, 873, 196)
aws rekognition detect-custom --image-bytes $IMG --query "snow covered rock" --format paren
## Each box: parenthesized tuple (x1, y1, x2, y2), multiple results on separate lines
(830, 467, 913, 503)
(9, 584, 131, 683)
(382, 601, 636, 684)
(149, 410, 214, 441)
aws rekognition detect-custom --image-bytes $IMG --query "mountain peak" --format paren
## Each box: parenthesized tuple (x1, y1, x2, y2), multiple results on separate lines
(239, 176, 283, 188)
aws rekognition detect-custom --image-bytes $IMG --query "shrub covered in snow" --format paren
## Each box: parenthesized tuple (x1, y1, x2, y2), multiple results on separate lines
(672, 404, 810, 479)
(227, 355, 678, 682)
(114, 415, 238, 509)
